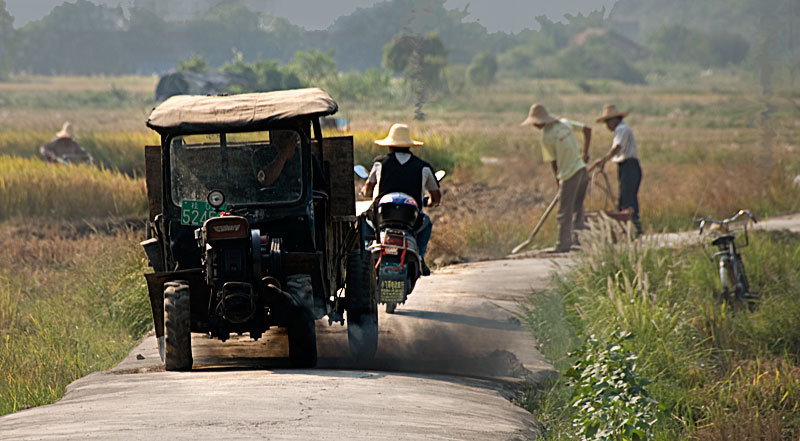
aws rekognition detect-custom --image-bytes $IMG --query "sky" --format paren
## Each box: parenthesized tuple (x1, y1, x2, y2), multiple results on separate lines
(4, 0, 617, 33)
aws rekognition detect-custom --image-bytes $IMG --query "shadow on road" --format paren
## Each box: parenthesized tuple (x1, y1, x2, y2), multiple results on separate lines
(392, 309, 521, 331)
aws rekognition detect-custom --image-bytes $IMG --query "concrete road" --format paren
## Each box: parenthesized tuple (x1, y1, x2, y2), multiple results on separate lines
(0, 258, 564, 441)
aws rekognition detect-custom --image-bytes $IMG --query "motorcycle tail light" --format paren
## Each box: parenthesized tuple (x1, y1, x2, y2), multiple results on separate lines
(383, 235, 405, 247)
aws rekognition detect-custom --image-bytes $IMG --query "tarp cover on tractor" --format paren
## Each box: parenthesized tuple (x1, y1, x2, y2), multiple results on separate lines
(147, 88, 338, 136)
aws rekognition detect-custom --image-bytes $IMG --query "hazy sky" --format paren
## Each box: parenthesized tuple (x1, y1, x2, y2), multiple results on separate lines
(5, 0, 616, 32)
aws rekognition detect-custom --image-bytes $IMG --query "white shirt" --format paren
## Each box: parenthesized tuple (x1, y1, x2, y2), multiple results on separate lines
(367, 152, 439, 201)
(611, 122, 638, 163)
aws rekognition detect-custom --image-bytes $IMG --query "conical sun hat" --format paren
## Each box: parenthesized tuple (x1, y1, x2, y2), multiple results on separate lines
(596, 104, 629, 123)
(520, 103, 558, 126)
(56, 122, 75, 139)
(374, 123, 423, 147)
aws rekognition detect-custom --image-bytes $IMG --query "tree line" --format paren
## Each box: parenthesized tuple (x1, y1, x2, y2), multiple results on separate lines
(0, 0, 788, 85)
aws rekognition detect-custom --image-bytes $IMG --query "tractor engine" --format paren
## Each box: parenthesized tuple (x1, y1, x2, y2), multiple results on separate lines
(199, 216, 259, 327)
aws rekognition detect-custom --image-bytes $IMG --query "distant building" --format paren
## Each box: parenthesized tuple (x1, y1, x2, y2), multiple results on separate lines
(570, 28, 649, 60)
(132, 0, 273, 22)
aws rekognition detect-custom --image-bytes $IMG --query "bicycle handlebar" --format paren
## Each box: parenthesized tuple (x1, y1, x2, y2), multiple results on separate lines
(696, 209, 758, 234)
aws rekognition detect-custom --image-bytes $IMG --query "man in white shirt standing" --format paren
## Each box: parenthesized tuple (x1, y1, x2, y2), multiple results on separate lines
(597, 104, 643, 235)
(361, 123, 442, 275)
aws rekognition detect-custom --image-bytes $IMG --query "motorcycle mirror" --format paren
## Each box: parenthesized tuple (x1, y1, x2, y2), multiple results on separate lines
(435, 170, 446, 182)
(354, 165, 369, 179)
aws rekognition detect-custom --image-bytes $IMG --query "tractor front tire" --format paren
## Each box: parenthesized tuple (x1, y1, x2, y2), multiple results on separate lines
(286, 274, 317, 368)
(164, 280, 192, 371)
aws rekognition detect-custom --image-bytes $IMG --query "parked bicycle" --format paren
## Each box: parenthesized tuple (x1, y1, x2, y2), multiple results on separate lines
(696, 210, 758, 306)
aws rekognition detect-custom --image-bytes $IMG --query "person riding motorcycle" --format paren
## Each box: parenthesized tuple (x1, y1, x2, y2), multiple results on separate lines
(361, 123, 441, 276)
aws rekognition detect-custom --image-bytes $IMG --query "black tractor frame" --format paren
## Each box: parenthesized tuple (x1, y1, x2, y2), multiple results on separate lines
(140, 89, 377, 369)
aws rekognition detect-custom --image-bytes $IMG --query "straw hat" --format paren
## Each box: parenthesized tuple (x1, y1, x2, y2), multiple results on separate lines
(374, 123, 423, 147)
(520, 103, 558, 126)
(596, 104, 629, 123)
(56, 122, 75, 139)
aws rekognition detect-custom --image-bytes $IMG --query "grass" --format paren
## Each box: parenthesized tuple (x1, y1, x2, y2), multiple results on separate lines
(0, 72, 798, 422)
(523, 224, 800, 439)
(0, 224, 151, 415)
(0, 156, 147, 222)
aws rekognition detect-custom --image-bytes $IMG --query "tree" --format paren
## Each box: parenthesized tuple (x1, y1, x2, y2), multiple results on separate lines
(291, 49, 338, 85)
(466, 51, 497, 86)
(383, 32, 448, 119)
(177, 54, 208, 74)
(0, 0, 15, 79)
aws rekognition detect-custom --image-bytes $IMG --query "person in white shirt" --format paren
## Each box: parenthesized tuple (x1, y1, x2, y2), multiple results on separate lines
(597, 105, 643, 235)
(361, 123, 441, 275)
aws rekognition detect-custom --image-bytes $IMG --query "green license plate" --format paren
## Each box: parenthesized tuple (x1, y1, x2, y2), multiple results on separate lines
(180, 200, 226, 226)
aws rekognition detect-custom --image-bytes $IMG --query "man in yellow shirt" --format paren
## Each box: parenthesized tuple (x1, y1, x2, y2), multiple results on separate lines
(521, 103, 591, 252)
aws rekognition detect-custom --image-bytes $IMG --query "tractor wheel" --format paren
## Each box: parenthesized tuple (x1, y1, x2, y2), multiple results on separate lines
(346, 251, 378, 362)
(164, 280, 192, 371)
(286, 274, 317, 368)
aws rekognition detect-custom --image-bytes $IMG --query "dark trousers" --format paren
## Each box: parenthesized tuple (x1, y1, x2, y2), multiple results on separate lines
(617, 158, 642, 234)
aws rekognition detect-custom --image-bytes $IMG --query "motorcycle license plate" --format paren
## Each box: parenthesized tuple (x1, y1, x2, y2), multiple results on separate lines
(378, 261, 407, 304)
(180, 200, 226, 226)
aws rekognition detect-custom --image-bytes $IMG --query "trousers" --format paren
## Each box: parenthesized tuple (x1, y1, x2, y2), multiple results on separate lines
(556, 167, 589, 252)
(617, 158, 642, 234)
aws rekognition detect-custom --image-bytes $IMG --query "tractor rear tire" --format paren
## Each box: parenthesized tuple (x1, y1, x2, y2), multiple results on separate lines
(346, 251, 378, 362)
(286, 275, 317, 368)
(164, 280, 192, 371)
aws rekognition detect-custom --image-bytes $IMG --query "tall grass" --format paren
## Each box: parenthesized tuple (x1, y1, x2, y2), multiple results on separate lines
(0, 226, 151, 415)
(525, 224, 800, 439)
(0, 156, 147, 221)
(0, 130, 157, 175)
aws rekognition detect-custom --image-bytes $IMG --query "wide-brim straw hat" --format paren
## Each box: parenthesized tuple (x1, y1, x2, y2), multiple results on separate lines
(374, 123, 423, 147)
(520, 103, 558, 126)
(596, 104, 629, 123)
(56, 122, 75, 139)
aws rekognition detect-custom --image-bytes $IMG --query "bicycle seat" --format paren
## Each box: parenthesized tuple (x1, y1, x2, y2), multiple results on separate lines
(711, 234, 735, 246)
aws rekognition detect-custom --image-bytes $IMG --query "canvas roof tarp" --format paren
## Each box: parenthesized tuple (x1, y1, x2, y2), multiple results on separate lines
(146, 88, 338, 136)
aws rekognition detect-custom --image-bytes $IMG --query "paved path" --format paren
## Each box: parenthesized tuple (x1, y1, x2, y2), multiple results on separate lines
(0, 258, 564, 441)
(5, 213, 798, 440)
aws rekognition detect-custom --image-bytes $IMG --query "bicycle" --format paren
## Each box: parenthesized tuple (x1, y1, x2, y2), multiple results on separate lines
(696, 210, 758, 307)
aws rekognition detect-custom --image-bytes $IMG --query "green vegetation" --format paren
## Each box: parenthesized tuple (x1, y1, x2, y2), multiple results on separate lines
(0, 0, 15, 80)
(2, 0, 791, 88)
(525, 226, 800, 439)
(0, 156, 147, 221)
(0, 226, 150, 415)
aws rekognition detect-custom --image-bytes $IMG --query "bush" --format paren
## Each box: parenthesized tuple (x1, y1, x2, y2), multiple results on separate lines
(525, 225, 800, 439)
(466, 51, 497, 86)
(557, 35, 646, 84)
(648, 24, 750, 67)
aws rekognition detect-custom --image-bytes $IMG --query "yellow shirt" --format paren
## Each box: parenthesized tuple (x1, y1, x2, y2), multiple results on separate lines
(541, 118, 586, 182)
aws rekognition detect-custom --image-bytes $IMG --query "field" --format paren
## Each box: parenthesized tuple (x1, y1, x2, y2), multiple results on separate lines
(0, 72, 798, 432)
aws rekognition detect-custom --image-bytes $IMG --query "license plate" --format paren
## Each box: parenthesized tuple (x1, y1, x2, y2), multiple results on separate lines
(180, 200, 226, 226)
(378, 261, 407, 303)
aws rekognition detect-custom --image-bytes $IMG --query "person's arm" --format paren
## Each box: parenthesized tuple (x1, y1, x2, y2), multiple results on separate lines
(602, 145, 622, 164)
(361, 163, 380, 197)
(582, 126, 592, 163)
(361, 181, 375, 197)
(257, 155, 289, 187)
(427, 189, 442, 207)
(550, 161, 559, 186)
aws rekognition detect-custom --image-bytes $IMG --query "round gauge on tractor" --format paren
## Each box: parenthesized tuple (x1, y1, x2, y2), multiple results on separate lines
(207, 190, 226, 209)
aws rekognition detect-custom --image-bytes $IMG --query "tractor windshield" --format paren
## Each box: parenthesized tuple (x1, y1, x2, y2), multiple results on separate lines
(169, 130, 304, 207)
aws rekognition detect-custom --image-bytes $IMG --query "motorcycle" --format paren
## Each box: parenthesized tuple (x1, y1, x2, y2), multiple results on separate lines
(354, 166, 445, 314)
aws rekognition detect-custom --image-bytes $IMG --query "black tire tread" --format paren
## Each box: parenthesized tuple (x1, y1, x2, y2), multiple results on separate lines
(164, 280, 192, 371)
(346, 251, 378, 361)
(286, 274, 317, 368)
